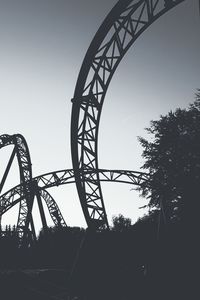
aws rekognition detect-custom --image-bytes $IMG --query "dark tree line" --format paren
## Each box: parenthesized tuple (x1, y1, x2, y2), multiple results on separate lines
(138, 90, 200, 228)
(137, 90, 200, 299)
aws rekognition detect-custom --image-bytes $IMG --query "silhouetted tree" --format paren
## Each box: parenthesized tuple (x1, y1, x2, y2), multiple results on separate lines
(111, 214, 132, 232)
(138, 90, 200, 228)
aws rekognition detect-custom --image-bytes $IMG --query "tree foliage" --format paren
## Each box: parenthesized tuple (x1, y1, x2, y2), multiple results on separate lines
(111, 214, 132, 232)
(138, 90, 200, 223)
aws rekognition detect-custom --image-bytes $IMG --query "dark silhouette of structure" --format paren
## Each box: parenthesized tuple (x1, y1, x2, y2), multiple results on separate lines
(71, 0, 186, 230)
(0, 0, 189, 246)
(0, 134, 67, 246)
(0, 140, 148, 244)
(0, 0, 197, 299)
(0, 134, 35, 244)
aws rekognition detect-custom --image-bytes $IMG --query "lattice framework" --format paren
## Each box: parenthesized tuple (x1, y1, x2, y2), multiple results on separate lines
(71, 0, 185, 229)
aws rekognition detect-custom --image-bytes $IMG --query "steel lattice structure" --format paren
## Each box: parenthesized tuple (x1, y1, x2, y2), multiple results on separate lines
(0, 134, 35, 241)
(0, 168, 148, 219)
(0, 0, 190, 243)
(71, 0, 186, 229)
(0, 135, 147, 237)
(0, 134, 67, 243)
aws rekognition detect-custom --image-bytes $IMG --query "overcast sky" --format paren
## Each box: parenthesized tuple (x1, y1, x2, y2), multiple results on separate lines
(0, 0, 199, 231)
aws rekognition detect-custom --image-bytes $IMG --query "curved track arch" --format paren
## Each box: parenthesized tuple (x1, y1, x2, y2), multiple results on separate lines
(0, 168, 148, 220)
(0, 184, 67, 229)
(0, 134, 34, 239)
(0, 134, 67, 241)
(71, 0, 186, 229)
(40, 189, 67, 228)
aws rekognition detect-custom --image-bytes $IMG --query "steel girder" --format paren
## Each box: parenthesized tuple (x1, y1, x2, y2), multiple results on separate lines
(39, 189, 67, 228)
(0, 185, 67, 229)
(34, 168, 148, 189)
(0, 134, 67, 242)
(71, 0, 186, 229)
(0, 168, 148, 217)
(0, 134, 35, 241)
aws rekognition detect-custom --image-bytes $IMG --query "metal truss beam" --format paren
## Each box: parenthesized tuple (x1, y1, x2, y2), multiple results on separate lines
(0, 134, 34, 243)
(0, 168, 148, 217)
(0, 134, 68, 242)
(39, 189, 67, 228)
(71, 0, 186, 229)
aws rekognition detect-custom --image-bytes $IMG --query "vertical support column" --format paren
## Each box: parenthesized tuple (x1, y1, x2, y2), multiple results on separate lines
(0, 147, 16, 193)
(21, 191, 36, 248)
(30, 214, 37, 242)
(34, 182, 48, 231)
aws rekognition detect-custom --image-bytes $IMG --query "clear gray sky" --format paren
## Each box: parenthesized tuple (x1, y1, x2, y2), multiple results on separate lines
(0, 0, 199, 231)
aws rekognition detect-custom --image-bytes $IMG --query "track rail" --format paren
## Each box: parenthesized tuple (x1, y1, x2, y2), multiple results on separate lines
(0, 134, 67, 241)
(0, 168, 148, 216)
(71, 0, 186, 229)
(0, 134, 34, 240)
(40, 189, 67, 228)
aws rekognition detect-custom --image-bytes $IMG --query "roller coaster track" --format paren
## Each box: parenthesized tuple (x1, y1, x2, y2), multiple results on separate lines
(0, 168, 148, 218)
(0, 134, 67, 242)
(0, 134, 35, 241)
(71, 0, 186, 229)
(0, 0, 191, 244)
(0, 1, 196, 299)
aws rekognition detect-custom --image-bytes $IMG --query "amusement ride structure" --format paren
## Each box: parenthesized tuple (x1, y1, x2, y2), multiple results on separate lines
(0, 0, 193, 246)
